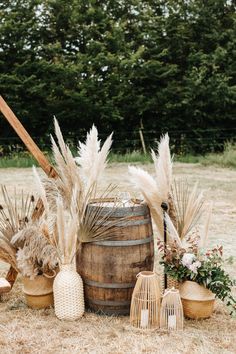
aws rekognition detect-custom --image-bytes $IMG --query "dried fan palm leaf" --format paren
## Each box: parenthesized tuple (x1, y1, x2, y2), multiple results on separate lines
(0, 185, 35, 269)
(199, 202, 213, 249)
(172, 180, 205, 239)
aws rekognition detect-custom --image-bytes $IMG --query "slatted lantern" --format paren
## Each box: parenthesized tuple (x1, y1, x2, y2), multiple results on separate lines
(130, 271, 161, 329)
(160, 288, 184, 331)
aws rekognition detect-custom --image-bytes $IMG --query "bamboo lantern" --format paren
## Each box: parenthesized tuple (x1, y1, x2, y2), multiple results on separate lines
(130, 271, 161, 329)
(160, 288, 183, 331)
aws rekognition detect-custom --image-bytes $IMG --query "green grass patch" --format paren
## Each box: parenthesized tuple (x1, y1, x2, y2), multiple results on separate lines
(200, 142, 236, 168)
(109, 151, 151, 164)
(0, 143, 236, 168)
(0, 154, 38, 168)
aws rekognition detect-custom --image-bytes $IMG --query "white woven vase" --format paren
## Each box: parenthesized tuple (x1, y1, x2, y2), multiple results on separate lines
(53, 264, 85, 320)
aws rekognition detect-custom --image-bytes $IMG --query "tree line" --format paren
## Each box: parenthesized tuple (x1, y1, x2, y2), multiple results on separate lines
(0, 0, 235, 154)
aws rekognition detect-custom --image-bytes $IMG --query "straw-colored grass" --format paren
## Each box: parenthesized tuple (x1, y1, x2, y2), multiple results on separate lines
(0, 163, 236, 353)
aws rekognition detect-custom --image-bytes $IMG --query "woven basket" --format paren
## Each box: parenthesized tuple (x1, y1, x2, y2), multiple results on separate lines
(179, 281, 215, 319)
(161, 271, 179, 294)
(22, 274, 54, 309)
(53, 264, 84, 321)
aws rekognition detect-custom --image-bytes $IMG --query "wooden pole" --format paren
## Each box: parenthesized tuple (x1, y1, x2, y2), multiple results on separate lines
(161, 202, 168, 290)
(0, 96, 57, 178)
(139, 119, 147, 154)
(0, 96, 58, 285)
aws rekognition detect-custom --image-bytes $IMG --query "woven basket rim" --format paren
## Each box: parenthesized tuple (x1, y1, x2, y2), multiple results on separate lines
(181, 297, 215, 303)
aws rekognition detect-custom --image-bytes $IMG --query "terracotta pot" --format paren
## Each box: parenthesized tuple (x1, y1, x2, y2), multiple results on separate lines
(22, 274, 55, 309)
(179, 281, 215, 319)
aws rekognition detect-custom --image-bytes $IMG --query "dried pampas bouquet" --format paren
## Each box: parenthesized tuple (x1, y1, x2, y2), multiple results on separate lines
(129, 134, 207, 246)
(34, 118, 126, 248)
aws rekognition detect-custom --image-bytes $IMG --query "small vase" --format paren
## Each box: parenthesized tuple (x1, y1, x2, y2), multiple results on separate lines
(22, 274, 54, 309)
(179, 281, 215, 319)
(53, 263, 84, 320)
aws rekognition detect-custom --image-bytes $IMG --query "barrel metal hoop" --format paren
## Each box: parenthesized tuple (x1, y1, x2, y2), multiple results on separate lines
(96, 218, 151, 227)
(88, 205, 150, 218)
(87, 299, 131, 306)
(93, 235, 153, 247)
(84, 279, 135, 289)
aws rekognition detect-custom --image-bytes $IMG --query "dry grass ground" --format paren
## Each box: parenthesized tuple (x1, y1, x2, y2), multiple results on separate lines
(0, 163, 236, 354)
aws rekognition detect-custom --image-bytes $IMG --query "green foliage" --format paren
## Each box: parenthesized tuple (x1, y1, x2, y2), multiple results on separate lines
(159, 240, 236, 315)
(0, 0, 236, 153)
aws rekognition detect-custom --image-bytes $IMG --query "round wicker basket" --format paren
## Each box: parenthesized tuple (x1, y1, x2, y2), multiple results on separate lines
(179, 281, 215, 319)
(23, 274, 54, 309)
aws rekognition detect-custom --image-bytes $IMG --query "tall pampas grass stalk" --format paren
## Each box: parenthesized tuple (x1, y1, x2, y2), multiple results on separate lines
(151, 133, 172, 202)
(129, 134, 177, 238)
(75, 125, 113, 193)
(128, 166, 164, 235)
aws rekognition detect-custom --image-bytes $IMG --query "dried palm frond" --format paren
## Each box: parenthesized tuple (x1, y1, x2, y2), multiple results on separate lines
(128, 166, 163, 235)
(172, 179, 205, 239)
(77, 185, 129, 243)
(76, 125, 113, 193)
(199, 202, 213, 249)
(0, 185, 35, 270)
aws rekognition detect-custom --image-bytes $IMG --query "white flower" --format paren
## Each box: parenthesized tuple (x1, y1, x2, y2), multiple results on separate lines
(189, 261, 202, 274)
(181, 253, 195, 267)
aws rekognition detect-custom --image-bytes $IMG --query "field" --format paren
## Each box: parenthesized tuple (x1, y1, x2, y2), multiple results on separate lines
(0, 163, 236, 354)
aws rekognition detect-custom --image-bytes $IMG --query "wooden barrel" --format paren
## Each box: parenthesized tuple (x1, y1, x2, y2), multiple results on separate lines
(77, 200, 154, 315)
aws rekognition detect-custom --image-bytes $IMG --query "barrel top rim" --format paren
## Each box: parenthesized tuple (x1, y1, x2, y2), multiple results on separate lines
(88, 198, 149, 213)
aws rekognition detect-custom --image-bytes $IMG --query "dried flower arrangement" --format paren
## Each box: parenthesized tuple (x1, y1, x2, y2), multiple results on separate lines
(34, 119, 126, 245)
(158, 238, 236, 316)
(129, 134, 206, 245)
(0, 121, 118, 281)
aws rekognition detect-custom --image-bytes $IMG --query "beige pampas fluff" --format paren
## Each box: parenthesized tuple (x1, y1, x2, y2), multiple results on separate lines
(128, 166, 163, 235)
(129, 134, 174, 236)
(151, 133, 172, 202)
(12, 221, 58, 279)
(51, 118, 83, 208)
(76, 125, 113, 192)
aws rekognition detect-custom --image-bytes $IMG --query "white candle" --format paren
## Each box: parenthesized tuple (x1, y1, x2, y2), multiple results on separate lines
(168, 315, 177, 330)
(140, 309, 149, 328)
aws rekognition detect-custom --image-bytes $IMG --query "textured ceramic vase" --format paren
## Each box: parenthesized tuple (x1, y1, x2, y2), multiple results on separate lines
(53, 264, 85, 320)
